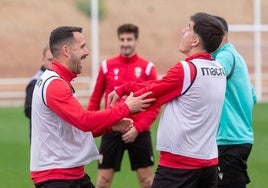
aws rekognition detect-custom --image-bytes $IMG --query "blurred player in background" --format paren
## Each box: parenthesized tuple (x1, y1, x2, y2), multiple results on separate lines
(212, 15, 257, 188)
(24, 45, 53, 142)
(87, 23, 159, 188)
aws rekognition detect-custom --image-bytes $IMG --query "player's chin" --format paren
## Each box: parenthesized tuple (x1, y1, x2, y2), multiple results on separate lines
(121, 49, 132, 56)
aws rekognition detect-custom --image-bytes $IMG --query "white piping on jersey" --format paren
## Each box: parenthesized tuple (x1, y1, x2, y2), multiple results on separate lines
(145, 62, 154, 76)
(180, 61, 191, 94)
(102, 60, 108, 74)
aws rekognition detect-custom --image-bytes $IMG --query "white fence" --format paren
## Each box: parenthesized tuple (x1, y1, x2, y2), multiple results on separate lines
(0, 74, 267, 107)
(0, 77, 92, 107)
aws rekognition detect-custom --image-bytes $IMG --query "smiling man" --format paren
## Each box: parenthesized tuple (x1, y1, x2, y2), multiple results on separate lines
(29, 26, 155, 188)
(87, 23, 160, 188)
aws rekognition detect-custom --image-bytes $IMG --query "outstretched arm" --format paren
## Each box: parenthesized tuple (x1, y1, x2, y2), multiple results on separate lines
(46, 79, 155, 134)
(109, 61, 197, 110)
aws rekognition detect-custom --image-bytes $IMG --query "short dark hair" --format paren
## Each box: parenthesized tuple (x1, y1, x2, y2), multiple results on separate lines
(49, 26, 83, 58)
(117, 23, 139, 39)
(190, 12, 224, 53)
(212, 15, 228, 32)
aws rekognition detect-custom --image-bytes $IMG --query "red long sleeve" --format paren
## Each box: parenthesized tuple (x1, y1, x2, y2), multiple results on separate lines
(87, 54, 160, 133)
(46, 79, 130, 134)
(87, 67, 106, 111)
(116, 61, 197, 110)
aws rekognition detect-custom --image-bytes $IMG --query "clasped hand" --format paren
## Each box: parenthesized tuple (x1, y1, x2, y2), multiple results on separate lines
(112, 118, 133, 133)
(108, 91, 155, 113)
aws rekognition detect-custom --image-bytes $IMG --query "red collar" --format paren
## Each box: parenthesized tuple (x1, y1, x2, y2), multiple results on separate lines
(185, 53, 213, 61)
(118, 54, 138, 63)
(50, 61, 77, 83)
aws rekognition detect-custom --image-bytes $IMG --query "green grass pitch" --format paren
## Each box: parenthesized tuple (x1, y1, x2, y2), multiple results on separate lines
(0, 103, 267, 187)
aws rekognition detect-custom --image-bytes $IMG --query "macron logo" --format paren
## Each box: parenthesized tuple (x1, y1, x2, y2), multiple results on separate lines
(201, 67, 226, 77)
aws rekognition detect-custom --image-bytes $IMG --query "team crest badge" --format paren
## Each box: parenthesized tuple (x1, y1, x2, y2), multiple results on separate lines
(135, 67, 142, 78)
(113, 68, 119, 80)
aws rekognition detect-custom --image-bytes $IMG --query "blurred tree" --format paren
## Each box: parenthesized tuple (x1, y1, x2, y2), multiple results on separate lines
(76, 0, 106, 20)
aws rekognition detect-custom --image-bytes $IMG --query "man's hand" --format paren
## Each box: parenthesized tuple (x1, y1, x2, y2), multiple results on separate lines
(124, 92, 155, 113)
(108, 90, 120, 106)
(121, 126, 139, 143)
(112, 118, 133, 133)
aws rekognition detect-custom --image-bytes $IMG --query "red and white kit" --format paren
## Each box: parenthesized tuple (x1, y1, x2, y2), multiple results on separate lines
(88, 54, 159, 132)
(30, 62, 131, 184)
(115, 53, 226, 169)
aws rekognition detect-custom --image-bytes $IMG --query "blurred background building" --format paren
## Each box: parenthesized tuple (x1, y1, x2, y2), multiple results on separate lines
(0, 0, 267, 105)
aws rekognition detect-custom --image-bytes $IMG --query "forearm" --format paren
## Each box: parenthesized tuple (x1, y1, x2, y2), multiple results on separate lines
(47, 80, 130, 133)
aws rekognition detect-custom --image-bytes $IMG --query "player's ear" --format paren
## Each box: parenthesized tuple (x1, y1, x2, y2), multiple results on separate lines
(62, 45, 70, 57)
(192, 36, 200, 47)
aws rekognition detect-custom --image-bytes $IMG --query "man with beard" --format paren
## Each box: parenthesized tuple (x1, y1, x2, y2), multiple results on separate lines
(87, 23, 159, 188)
(30, 26, 155, 188)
